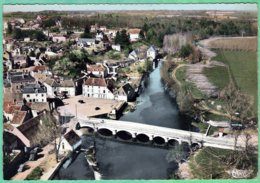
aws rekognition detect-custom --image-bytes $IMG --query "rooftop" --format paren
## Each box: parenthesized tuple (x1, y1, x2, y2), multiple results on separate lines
(22, 83, 47, 94)
(128, 28, 141, 34)
(8, 72, 35, 83)
(87, 64, 106, 72)
(11, 110, 27, 125)
(84, 77, 107, 87)
(63, 130, 81, 146)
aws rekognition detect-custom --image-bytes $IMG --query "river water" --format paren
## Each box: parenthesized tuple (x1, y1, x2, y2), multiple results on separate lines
(54, 62, 191, 180)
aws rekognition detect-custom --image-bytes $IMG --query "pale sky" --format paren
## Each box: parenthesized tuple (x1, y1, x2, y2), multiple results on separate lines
(3, 4, 258, 13)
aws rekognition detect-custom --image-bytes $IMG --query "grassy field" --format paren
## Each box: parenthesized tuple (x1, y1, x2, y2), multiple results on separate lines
(213, 51, 257, 113)
(203, 66, 230, 90)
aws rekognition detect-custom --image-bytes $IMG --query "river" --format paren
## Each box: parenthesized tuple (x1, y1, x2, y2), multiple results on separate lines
(54, 62, 191, 180)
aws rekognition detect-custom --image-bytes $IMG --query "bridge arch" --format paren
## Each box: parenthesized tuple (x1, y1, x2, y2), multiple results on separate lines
(97, 128, 113, 137)
(116, 130, 132, 140)
(135, 133, 150, 143)
(75, 122, 81, 130)
(167, 139, 180, 147)
(83, 126, 95, 134)
(191, 142, 201, 151)
(153, 136, 166, 145)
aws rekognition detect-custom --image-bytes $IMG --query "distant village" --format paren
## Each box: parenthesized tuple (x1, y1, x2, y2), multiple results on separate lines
(3, 14, 161, 179)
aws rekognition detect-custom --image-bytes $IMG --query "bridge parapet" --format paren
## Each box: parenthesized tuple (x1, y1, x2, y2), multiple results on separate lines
(77, 118, 245, 150)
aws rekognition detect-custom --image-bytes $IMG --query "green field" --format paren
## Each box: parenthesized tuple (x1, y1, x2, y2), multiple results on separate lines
(203, 66, 230, 90)
(213, 51, 257, 113)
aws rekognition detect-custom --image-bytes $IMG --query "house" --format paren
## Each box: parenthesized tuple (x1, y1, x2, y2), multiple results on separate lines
(3, 100, 33, 127)
(86, 64, 108, 78)
(12, 55, 27, 69)
(128, 28, 141, 42)
(45, 51, 58, 58)
(44, 78, 76, 97)
(30, 102, 50, 117)
(128, 49, 146, 61)
(59, 130, 81, 154)
(7, 72, 36, 93)
(3, 101, 21, 122)
(104, 29, 117, 38)
(99, 26, 107, 32)
(56, 79, 76, 97)
(114, 83, 136, 102)
(10, 110, 27, 127)
(43, 78, 59, 97)
(30, 66, 52, 82)
(112, 44, 121, 52)
(22, 83, 47, 103)
(95, 32, 104, 41)
(147, 46, 157, 60)
(90, 24, 98, 33)
(83, 77, 114, 99)
(4, 59, 13, 71)
(36, 15, 48, 22)
(52, 35, 67, 43)
(77, 38, 96, 48)
(103, 61, 119, 75)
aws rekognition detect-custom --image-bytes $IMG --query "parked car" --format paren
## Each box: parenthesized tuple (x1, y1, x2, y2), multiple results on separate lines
(78, 100, 85, 104)
(17, 164, 25, 172)
(17, 164, 29, 172)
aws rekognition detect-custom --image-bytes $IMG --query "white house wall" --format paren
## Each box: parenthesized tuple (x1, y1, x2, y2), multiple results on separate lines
(57, 87, 75, 96)
(83, 85, 114, 99)
(23, 93, 47, 102)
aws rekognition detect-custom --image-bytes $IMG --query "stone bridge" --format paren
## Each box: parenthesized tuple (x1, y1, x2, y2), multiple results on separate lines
(76, 118, 246, 150)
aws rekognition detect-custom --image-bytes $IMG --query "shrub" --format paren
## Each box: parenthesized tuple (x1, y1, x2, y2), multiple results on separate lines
(25, 167, 43, 180)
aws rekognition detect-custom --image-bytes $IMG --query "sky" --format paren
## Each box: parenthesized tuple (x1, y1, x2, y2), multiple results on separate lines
(3, 4, 258, 13)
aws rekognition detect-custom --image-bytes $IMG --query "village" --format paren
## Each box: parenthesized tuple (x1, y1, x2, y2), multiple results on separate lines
(2, 7, 258, 180)
(3, 13, 162, 180)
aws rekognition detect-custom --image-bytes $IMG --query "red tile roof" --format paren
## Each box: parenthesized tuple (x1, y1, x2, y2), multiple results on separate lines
(32, 65, 47, 72)
(87, 64, 106, 72)
(128, 28, 141, 34)
(84, 78, 107, 87)
(11, 111, 27, 125)
(3, 101, 21, 114)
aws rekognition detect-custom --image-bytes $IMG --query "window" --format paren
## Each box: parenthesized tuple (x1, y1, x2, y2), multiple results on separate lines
(27, 94, 30, 97)
(103, 90, 105, 93)
(36, 94, 38, 96)
(42, 99, 44, 102)
(42, 94, 44, 97)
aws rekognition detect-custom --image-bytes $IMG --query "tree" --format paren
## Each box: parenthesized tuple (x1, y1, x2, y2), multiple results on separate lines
(219, 83, 254, 124)
(13, 28, 23, 39)
(33, 31, 47, 41)
(7, 22, 13, 34)
(139, 30, 145, 39)
(179, 44, 193, 58)
(42, 113, 62, 163)
(80, 24, 92, 38)
(114, 29, 130, 49)
(42, 18, 56, 28)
